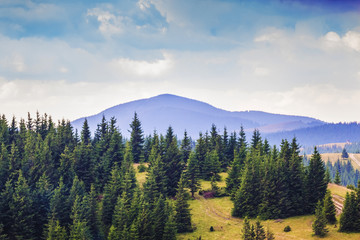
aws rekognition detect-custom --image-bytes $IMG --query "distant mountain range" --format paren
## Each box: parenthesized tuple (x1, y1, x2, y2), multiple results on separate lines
(71, 94, 360, 147)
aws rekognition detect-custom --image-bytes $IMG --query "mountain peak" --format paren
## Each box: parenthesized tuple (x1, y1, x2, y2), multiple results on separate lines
(71, 94, 324, 139)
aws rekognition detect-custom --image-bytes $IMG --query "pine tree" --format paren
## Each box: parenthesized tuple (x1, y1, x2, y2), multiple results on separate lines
(163, 136, 183, 197)
(46, 218, 68, 240)
(143, 154, 167, 201)
(306, 147, 327, 213)
(312, 201, 328, 237)
(324, 167, 331, 184)
(101, 165, 122, 232)
(242, 217, 254, 240)
(162, 210, 177, 240)
(226, 150, 242, 198)
(339, 192, 359, 232)
(254, 217, 266, 240)
(11, 171, 36, 240)
(174, 175, 192, 233)
(180, 130, 192, 164)
(323, 190, 337, 224)
(334, 169, 341, 185)
(185, 151, 201, 198)
(130, 112, 144, 163)
(342, 148, 349, 159)
(232, 155, 261, 218)
(81, 118, 91, 145)
(195, 133, 207, 178)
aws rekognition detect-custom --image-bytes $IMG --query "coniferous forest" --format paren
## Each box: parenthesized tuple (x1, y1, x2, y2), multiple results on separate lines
(0, 112, 358, 239)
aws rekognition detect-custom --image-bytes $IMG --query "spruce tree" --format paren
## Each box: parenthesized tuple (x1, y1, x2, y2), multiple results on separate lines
(339, 192, 359, 232)
(130, 112, 144, 163)
(81, 118, 91, 145)
(254, 217, 266, 240)
(323, 190, 337, 224)
(226, 150, 242, 198)
(342, 148, 349, 159)
(174, 175, 192, 233)
(306, 147, 327, 213)
(334, 170, 341, 185)
(312, 201, 328, 237)
(242, 217, 254, 240)
(184, 151, 201, 198)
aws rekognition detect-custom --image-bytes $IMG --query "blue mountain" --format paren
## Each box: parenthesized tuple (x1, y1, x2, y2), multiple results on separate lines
(71, 94, 324, 140)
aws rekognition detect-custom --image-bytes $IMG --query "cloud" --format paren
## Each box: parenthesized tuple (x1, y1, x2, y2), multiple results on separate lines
(322, 30, 360, 52)
(110, 52, 173, 77)
(87, 8, 124, 38)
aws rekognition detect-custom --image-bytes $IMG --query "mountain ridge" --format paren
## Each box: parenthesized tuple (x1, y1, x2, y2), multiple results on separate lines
(71, 94, 324, 142)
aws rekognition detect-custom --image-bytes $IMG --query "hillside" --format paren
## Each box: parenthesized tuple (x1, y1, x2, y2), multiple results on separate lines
(71, 94, 323, 139)
(265, 122, 360, 147)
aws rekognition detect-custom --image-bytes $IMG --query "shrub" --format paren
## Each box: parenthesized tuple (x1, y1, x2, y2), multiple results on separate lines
(284, 225, 291, 232)
(137, 164, 147, 173)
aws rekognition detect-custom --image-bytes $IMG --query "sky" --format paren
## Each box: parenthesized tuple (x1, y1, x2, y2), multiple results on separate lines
(0, 0, 360, 123)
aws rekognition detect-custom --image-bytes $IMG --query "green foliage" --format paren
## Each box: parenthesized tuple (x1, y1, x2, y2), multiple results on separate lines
(323, 190, 337, 224)
(283, 225, 291, 232)
(185, 151, 201, 198)
(339, 192, 360, 232)
(334, 170, 341, 185)
(130, 112, 144, 163)
(174, 175, 192, 233)
(242, 217, 254, 240)
(312, 201, 328, 237)
(342, 148, 349, 159)
(306, 147, 327, 213)
(137, 163, 147, 173)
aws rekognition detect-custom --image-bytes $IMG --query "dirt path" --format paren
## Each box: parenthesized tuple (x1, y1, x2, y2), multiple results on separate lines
(349, 153, 360, 169)
(194, 195, 242, 223)
(332, 194, 345, 215)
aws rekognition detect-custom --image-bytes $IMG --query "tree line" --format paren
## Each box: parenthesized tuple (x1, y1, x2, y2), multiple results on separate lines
(0, 111, 356, 239)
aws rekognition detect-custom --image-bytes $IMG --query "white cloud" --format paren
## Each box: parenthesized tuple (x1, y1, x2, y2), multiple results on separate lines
(137, 0, 151, 11)
(322, 30, 360, 52)
(87, 8, 124, 37)
(111, 53, 173, 77)
(343, 31, 360, 52)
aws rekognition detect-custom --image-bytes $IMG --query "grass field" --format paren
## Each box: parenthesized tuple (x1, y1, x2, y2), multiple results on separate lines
(177, 173, 360, 240)
(134, 165, 360, 239)
(306, 153, 360, 170)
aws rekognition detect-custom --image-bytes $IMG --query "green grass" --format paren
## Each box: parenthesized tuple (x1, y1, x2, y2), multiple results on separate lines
(328, 183, 352, 198)
(134, 167, 360, 239)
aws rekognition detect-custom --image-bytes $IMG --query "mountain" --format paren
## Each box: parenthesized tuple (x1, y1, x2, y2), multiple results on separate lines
(71, 94, 324, 140)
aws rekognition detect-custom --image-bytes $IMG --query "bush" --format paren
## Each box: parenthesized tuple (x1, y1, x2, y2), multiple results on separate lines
(284, 225, 291, 232)
(347, 185, 355, 190)
(210, 226, 214, 232)
(137, 164, 147, 173)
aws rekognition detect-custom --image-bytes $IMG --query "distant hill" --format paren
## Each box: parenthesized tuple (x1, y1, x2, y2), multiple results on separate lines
(71, 94, 323, 140)
(265, 122, 360, 147)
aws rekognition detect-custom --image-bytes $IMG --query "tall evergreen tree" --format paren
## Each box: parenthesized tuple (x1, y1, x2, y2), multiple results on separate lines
(174, 175, 192, 233)
(312, 201, 328, 237)
(334, 169, 341, 185)
(306, 147, 327, 213)
(130, 112, 144, 163)
(242, 217, 254, 240)
(225, 150, 242, 198)
(323, 190, 337, 224)
(184, 151, 201, 198)
(339, 192, 359, 232)
(81, 119, 91, 145)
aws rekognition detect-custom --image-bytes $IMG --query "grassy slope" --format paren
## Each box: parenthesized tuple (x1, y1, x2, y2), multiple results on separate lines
(307, 153, 360, 170)
(133, 164, 360, 239)
(178, 174, 360, 240)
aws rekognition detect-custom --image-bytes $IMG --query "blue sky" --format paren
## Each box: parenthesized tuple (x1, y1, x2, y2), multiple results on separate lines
(0, 0, 360, 122)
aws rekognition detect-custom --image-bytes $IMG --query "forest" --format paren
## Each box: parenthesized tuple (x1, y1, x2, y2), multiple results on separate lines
(0, 112, 359, 239)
